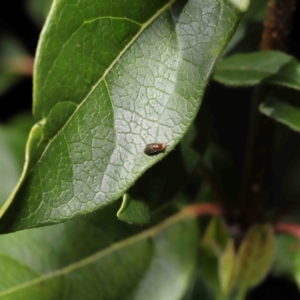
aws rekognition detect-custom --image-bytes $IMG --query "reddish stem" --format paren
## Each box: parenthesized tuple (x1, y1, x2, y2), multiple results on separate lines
(275, 222, 300, 239)
(4, 56, 34, 76)
(183, 203, 224, 217)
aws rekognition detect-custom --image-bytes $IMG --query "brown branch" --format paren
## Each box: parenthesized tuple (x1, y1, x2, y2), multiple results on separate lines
(261, 0, 297, 51)
(240, 0, 297, 229)
(240, 90, 273, 227)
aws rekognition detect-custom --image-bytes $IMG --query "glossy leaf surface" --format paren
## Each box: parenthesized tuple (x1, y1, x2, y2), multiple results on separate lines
(0, 0, 241, 232)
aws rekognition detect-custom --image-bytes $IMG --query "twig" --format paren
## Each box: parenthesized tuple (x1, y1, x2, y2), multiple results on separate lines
(274, 222, 300, 239)
(261, 0, 297, 51)
(183, 202, 224, 217)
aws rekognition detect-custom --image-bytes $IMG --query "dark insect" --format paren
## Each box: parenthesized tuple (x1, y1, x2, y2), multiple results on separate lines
(144, 143, 167, 156)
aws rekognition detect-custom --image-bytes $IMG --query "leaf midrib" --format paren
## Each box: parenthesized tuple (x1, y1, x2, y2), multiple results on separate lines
(0, 209, 192, 297)
(32, 1, 174, 175)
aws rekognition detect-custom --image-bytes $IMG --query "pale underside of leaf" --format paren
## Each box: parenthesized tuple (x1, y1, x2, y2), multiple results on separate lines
(0, 0, 241, 232)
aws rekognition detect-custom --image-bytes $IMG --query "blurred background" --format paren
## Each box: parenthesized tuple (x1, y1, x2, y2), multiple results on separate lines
(0, 0, 51, 122)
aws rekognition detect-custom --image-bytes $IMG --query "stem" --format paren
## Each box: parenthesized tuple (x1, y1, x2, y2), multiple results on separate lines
(239, 0, 297, 228)
(261, 0, 297, 51)
(274, 222, 300, 239)
(4, 56, 34, 76)
(183, 202, 224, 217)
(239, 88, 273, 227)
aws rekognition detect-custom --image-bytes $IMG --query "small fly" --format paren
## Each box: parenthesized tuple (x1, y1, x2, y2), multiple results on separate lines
(144, 143, 167, 156)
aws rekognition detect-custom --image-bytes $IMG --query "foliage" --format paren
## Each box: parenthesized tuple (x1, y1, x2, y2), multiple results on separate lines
(1, 0, 300, 299)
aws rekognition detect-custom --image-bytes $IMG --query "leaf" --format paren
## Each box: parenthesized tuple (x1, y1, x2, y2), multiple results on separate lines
(259, 97, 300, 132)
(222, 0, 268, 56)
(235, 224, 275, 297)
(273, 234, 300, 281)
(183, 269, 215, 300)
(0, 0, 242, 232)
(242, 0, 268, 22)
(213, 51, 300, 90)
(200, 218, 230, 295)
(117, 101, 211, 225)
(293, 242, 300, 289)
(228, 0, 249, 12)
(117, 121, 203, 225)
(117, 192, 151, 224)
(219, 239, 236, 297)
(202, 217, 230, 254)
(0, 207, 199, 299)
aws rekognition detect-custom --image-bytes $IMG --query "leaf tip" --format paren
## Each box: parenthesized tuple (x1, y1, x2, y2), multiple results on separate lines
(228, 0, 250, 12)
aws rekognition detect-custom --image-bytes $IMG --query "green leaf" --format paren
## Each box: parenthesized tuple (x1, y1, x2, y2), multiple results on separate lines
(117, 121, 203, 225)
(202, 217, 230, 253)
(117, 192, 151, 224)
(273, 234, 300, 281)
(242, 0, 268, 22)
(0, 207, 199, 299)
(235, 224, 275, 297)
(293, 240, 300, 288)
(222, 0, 268, 56)
(183, 269, 215, 300)
(213, 51, 300, 90)
(219, 239, 236, 297)
(0, 0, 241, 232)
(259, 97, 300, 132)
(200, 218, 230, 295)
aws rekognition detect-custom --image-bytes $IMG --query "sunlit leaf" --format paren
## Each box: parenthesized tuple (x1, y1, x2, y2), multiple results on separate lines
(0, 0, 241, 232)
